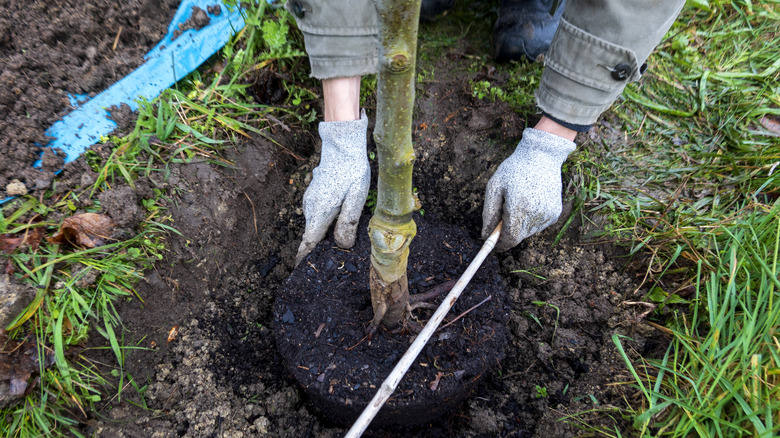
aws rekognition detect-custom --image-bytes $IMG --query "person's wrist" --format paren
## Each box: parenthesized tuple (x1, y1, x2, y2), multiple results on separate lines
(322, 76, 361, 122)
(533, 116, 577, 142)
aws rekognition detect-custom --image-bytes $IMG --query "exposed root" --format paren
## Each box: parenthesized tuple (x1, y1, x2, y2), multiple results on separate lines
(404, 319, 424, 334)
(368, 279, 457, 339)
(367, 301, 388, 341)
(408, 280, 455, 304)
(408, 301, 437, 311)
(387, 318, 423, 335)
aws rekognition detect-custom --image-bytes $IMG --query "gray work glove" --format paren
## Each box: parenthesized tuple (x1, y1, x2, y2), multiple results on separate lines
(482, 128, 576, 251)
(295, 111, 370, 265)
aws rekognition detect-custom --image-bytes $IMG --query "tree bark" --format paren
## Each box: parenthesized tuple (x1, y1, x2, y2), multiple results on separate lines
(368, 0, 422, 334)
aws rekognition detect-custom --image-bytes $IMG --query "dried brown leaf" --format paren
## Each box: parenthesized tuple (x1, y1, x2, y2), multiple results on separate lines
(0, 227, 45, 254)
(0, 234, 24, 253)
(760, 116, 780, 135)
(167, 325, 179, 343)
(48, 213, 114, 248)
(26, 227, 45, 251)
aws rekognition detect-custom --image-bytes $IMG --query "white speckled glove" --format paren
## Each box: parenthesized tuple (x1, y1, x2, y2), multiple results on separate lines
(296, 111, 370, 265)
(482, 128, 576, 251)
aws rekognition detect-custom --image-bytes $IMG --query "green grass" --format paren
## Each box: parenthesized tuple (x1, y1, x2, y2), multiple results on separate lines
(614, 203, 780, 437)
(1, 197, 168, 436)
(0, 3, 313, 436)
(566, 0, 780, 435)
(573, 1, 779, 260)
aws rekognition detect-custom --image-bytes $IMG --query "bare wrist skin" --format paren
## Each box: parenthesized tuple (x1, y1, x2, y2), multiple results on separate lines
(533, 115, 578, 142)
(322, 76, 361, 122)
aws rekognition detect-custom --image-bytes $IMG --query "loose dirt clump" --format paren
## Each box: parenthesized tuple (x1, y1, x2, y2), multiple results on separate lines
(172, 6, 211, 40)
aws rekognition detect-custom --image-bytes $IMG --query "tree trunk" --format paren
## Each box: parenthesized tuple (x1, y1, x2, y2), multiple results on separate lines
(368, 0, 422, 334)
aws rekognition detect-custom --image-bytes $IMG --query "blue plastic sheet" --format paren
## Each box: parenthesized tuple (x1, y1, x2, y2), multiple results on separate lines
(2, 0, 245, 204)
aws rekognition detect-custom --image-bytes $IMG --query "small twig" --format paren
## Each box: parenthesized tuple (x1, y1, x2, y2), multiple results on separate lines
(100, 379, 133, 411)
(439, 295, 492, 330)
(112, 26, 123, 51)
(637, 113, 647, 135)
(163, 384, 180, 409)
(266, 114, 291, 132)
(241, 190, 258, 236)
(645, 321, 673, 335)
(622, 301, 655, 308)
(0, 337, 27, 355)
(622, 301, 656, 320)
(314, 323, 325, 339)
(437, 87, 456, 104)
(346, 335, 368, 351)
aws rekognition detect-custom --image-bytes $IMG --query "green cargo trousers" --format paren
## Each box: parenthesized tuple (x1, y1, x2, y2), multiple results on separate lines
(286, 0, 685, 126)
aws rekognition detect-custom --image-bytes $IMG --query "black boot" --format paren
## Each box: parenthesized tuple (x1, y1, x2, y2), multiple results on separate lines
(493, 0, 565, 62)
(420, 0, 455, 21)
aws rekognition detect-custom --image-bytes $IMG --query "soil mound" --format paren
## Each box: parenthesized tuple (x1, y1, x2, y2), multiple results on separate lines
(275, 215, 510, 428)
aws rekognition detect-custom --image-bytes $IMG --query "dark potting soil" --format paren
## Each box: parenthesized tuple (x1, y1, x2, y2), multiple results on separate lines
(0, 0, 180, 198)
(275, 215, 509, 428)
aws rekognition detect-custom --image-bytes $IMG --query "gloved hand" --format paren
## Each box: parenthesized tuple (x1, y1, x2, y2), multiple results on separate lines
(481, 127, 576, 251)
(296, 111, 370, 265)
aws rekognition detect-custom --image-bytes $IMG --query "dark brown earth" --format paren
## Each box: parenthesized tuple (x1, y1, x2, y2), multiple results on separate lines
(0, 0, 179, 198)
(0, 2, 667, 437)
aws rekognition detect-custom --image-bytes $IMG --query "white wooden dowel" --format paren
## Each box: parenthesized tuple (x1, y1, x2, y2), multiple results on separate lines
(344, 222, 502, 438)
